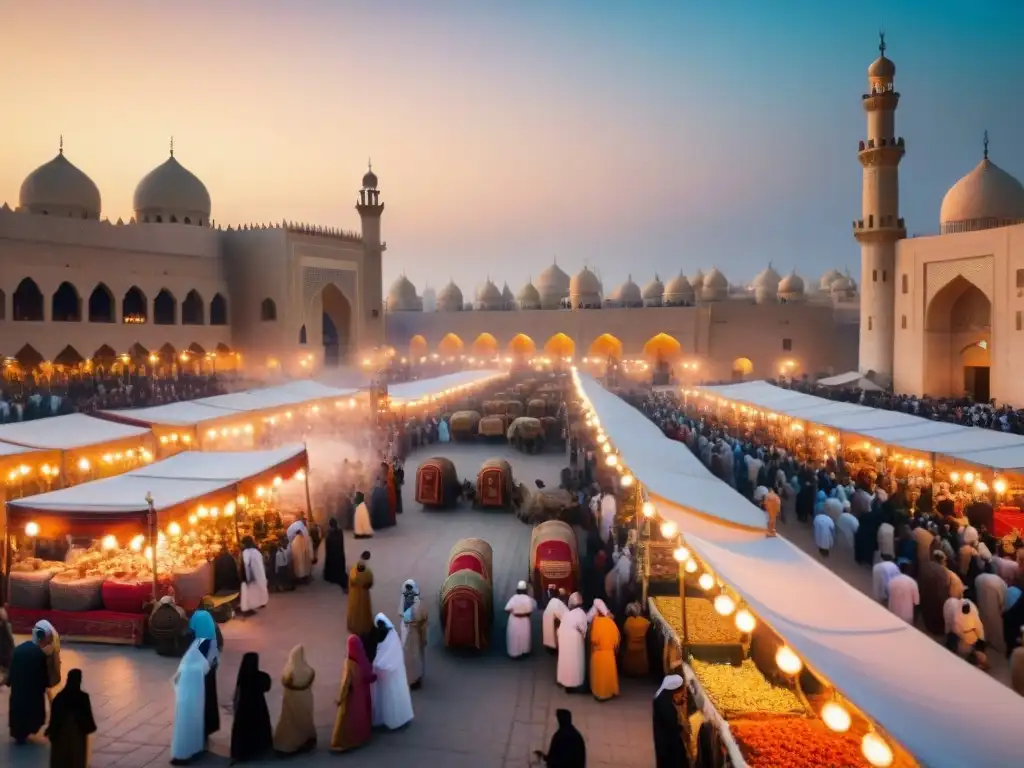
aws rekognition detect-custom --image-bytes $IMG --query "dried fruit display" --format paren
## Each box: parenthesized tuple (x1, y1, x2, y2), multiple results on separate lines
(689, 659, 805, 717)
(652, 596, 741, 645)
(730, 718, 869, 768)
(647, 544, 679, 579)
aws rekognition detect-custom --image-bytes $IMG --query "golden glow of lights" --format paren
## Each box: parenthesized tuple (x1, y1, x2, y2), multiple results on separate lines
(167, 522, 182, 537)
(188, 514, 198, 525)
(713, 594, 736, 616)
(660, 520, 677, 538)
(775, 646, 803, 676)
(994, 478, 1007, 494)
(225, 502, 236, 517)
(596, 433, 607, 444)
(182, 434, 192, 444)
(950, 472, 960, 483)
(861, 732, 894, 767)
(684, 558, 698, 574)
(975, 480, 989, 493)
(295, 469, 306, 482)
(734, 609, 756, 633)
(159, 435, 168, 445)
(673, 546, 689, 563)
(273, 476, 283, 487)
(130, 534, 145, 552)
(256, 486, 266, 498)
(605, 455, 618, 467)
(197, 506, 209, 518)
(101, 535, 118, 551)
(244, 424, 254, 435)
(964, 472, 975, 484)
(620, 474, 634, 488)
(210, 506, 219, 518)
(642, 501, 655, 518)
(77, 458, 90, 471)
(697, 572, 715, 591)
(601, 442, 612, 454)
(236, 494, 247, 506)
(207, 429, 217, 439)
(144, 546, 154, 561)
(821, 701, 852, 733)
(25, 521, 40, 537)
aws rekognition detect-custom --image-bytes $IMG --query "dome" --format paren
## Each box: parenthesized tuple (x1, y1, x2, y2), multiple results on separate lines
(614, 275, 642, 307)
(688, 269, 705, 289)
(701, 268, 728, 302)
(778, 270, 806, 301)
(569, 267, 602, 309)
(830, 273, 857, 296)
(939, 156, 1024, 235)
(818, 268, 843, 291)
(663, 272, 694, 306)
(517, 280, 541, 309)
(437, 280, 464, 311)
(868, 55, 895, 79)
(19, 150, 101, 219)
(642, 274, 664, 307)
(133, 153, 211, 224)
(475, 279, 503, 310)
(362, 161, 378, 189)
(537, 261, 570, 293)
(753, 265, 781, 290)
(387, 275, 421, 311)
(501, 282, 514, 307)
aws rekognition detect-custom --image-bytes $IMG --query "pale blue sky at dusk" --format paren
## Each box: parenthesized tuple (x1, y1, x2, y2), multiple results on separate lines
(1, 1, 1022, 293)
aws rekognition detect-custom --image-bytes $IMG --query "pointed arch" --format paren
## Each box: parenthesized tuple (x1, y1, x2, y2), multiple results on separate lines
(732, 357, 754, 381)
(320, 283, 352, 366)
(508, 333, 537, 355)
(182, 289, 204, 325)
(88, 283, 115, 323)
(643, 333, 682, 360)
(543, 333, 575, 358)
(128, 342, 150, 362)
(14, 344, 44, 370)
(261, 298, 277, 321)
(158, 342, 177, 362)
(92, 344, 118, 363)
(13, 278, 43, 321)
(471, 332, 499, 356)
(154, 289, 177, 325)
(188, 342, 206, 356)
(924, 275, 992, 399)
(54, 345, 85, 367)
(122, 286, 148, 323)
(409, 335, 428, 358)
(210, 293, 228, 325)
(52, 281, 82, 322)
(588, 333, 623, 360)
(437, 333, 464, 356)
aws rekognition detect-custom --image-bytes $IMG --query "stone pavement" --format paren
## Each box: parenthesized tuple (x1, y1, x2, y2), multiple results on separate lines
(1, 443, 656, 767)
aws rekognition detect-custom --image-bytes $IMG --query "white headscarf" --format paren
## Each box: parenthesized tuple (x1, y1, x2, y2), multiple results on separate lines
(567, 592, 583, 610)
(372, 613, 402, 672)
(401, 580, 420, 620)
(655, 674, 684, 699)
(33, 619, 59, 651)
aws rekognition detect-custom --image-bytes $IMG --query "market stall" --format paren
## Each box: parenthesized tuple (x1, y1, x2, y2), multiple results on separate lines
(572, 370, 1024, 768)
(387, 369, 508, 407)
(4, 444, 308, 644)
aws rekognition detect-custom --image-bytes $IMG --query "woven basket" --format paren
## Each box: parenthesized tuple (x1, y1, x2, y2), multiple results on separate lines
(50, 574, 106, 612)
(449, 538, 493, 578)
(8, 569, 57, 610)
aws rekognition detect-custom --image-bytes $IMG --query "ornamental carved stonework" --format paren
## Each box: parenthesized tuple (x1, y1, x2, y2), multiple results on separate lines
(924, 257, 994, 310)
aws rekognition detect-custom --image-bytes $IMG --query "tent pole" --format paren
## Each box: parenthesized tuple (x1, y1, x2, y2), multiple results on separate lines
(146, 492, 157, 603)
(302, 446, 313, 521)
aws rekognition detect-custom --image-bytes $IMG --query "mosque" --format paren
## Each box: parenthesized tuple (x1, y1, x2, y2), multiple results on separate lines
(0, 141, 385, 376)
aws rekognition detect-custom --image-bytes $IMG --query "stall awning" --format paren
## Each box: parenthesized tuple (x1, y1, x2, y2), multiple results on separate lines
(817, 371, 884, 390)
(388, 370, 507, 404)
(100, 402, 246, 428)
(0, 413, 151, 450)
(579, 374, 1024, 766)
(699, 380, 1024, 470)
(7, 444, 307, 517)
(195, 381, 356, 412)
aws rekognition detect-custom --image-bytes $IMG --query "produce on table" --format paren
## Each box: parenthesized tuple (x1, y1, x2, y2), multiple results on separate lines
(689, 658, 804, 716)
(730, 717, 870, 768)
(653, 596, 742, 644)
(647, 543, 679, 580)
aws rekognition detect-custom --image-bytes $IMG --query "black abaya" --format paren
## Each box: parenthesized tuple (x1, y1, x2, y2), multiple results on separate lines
(46, 669, 97, 768)
(7, 641, 48, 742)
(544, 709, 586, 767)
(322, 526, 348, 589)
(653, 690, 689, 768)
(198, 638, 220, 737)
(213, 550, 241, 594)
(230, 652, 273, 761)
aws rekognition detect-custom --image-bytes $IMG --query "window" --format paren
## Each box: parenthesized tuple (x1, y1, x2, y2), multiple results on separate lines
(260, 298, 277, 321)
(901, 315, 907, 329)
(782, 338, 792, 351)
(868, 316, 873, 331)
(155, 215, 162, 223)
(170, 215, 178, 223)
(184, 217, 191, 225)
(1017, 311, 1022, 331)
(1018, 270, 1024, 289)
(902, 274, 909, 294)
(872, 270, 878, 282)
(882, 270, 887, 282)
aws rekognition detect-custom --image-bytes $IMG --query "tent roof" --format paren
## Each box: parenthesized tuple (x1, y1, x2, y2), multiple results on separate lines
(0, 413, 150, 450)
(195, 380, 356, 412)
(8, 444, 306, 516)
(699, 381, 1024, 470)
(101, 401, 245, 428)
(580, 374, 1024, 766)
(817, 371, 885, 390)
(388, 370, 507, 403)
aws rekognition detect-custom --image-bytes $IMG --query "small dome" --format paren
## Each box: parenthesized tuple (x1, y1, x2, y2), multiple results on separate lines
(688, 269, 705, 289)
(939, 156, 1024, 234)
(133, 153, 211, 224)
(501, 282, 514, 305)
(868, 55, 895, 79)
(362, 162, 378, 189)
(517, 280, 541, 309)
(642, 274, 664, 300)
(830, 274, 857, 295)
(779, 270, 806, 301)
(437, 280, 464, 311)
(615, 275, 642, 307)
(475, 279, 503, 310)
(570, 267, 601, 297)
(663, 272, 694, 305)
(387, 275, 421, 311)
(819, 268, 843, 291)
(753, 265, 781, 291)
(537, 261, 570, 293)
(700, 268, 728, 302)
(19, 150, 101, 219)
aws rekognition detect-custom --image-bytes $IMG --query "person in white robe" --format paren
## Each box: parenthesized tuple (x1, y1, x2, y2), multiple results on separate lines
(877, 521, 896, 560)
(823, 496, 843, 525)
(170, 640, 209, 764)
(371, 614, 414, 729)
(399, 580, 428, 688)
(286, 518, 308, 543)
(556, 593, 588, 691)
(353, 491, 373, 539)
(599, 493, 616, 544)
(239, 536, 269, 613)
(945, 598, 989, 668)
(872, 557, 900, 602)
(813, 512, 835, 557)
(837, 507, 859, 551)
(504, 581, 537, 659)
(975, 572, 1008, 654)
(886, 567, 919, 624)
(542, 591, 568, 654)
(289, 528, 313, 583)
(605, 547, 632, 611)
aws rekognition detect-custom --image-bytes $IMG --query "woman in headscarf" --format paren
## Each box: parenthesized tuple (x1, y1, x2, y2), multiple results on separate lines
(535, 708, 586, 767)
(322, 518, 349, 591)
(7, 626, 49, 744)
(399, 580, 428, 688)
(274, 645, 317, 756)
(170, 640, 209, 765)
(239, 535, 269, 614)
(353, 491, 373, 538)
(188, 609, 222, 739)
(621, 602, 650, 678)
(230, 652, 273, 762)
(34, 620, 62, 701)
(347, 552, 375, 636)
(331, 635, 376, 752)
(588, 599, 620, 701)
(370, 614, 414, 730)
(46, 668, 96, 768)
(652, 674, 687, 768)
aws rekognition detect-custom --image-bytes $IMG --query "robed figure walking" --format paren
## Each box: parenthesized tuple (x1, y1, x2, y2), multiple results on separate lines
(7, 629, 49, 743)
(331, 635, 376, 752)
(188, 610, 222, 739)
(171, 641, 209, 764)
(322, 518, 349, 591)
(347, 553, 375, 636)
(46, 669, 97, 768)
(274, 645, 317, 756)
(240, 536, 269, 613)
(399, 580, 428, 688)
(653, 675, 689, 768)
(370, 614, 414, 730)
(230, 652, 273, 762)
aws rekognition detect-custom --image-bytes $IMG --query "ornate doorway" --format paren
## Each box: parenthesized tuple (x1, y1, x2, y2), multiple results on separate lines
(320, 283, 352, 367)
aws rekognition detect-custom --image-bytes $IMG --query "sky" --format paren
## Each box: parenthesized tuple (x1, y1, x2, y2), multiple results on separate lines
(2, 0, 1022, 295)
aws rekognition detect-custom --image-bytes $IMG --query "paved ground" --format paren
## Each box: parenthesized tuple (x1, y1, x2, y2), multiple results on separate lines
(2, 442, 656, 768)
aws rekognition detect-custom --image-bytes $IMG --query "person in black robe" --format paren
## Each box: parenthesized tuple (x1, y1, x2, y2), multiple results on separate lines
(322, 517, 348, 591)
(308, 520, 323, 566)
(7, 630, 49, 743)
(213, 543, 241, 594)
(855, 509, 883, 566)
(653, 674, 689, 768)
(230, 652, 273, 762)
(337, 488, 355, 531)
(359, 620, 390, 665)
(393, 460, 405, 514)
(274, 535, 296, 591)
(369, 479, 391, 529)
(196, 632, 223, 740)
(46, 668, 97, 768)
(535, 708, 586, 767)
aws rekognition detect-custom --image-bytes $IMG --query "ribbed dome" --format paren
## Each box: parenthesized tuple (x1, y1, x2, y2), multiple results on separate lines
(537, 261, 570, 294)
(642, 274, 664, 300)
(133, 154, 211, 224)
(387, 275, 420, 311)
(663, 272, 694, 305)
(501, 282, 514, 305)
(615, 275, 643, 306)
(703, 268, 728, 290)
(475, 280, 503, 310)
(689, 269, 704, 289)
(437, 280, 464, 311)
(19, 151, 101, 219)
(939, 157, 1024, 235)
(570, 267, 601, 297)
(753, 265, 781, 291)
(779, 270, 806, 301)
(868, 55, 895, 79)
(830, 274, 857, 295)
(819, 268, 843, 291)
(517, 280, 541, 309)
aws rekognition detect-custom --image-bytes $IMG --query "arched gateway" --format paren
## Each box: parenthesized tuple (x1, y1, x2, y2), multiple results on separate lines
(924, 275, 991, 400)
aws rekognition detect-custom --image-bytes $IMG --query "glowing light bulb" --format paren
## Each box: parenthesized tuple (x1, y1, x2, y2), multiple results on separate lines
(256, 486, 266, 498)
(601, 442, 612, 454)
(170, 433, 179, 443)
(964, 472, 975, 484)
(159, 435, 168, 445)
(605, 455, 618, 467)
(684, 559, 698, 574)
(821, 701, 852, 733)
(861, 733, 894, 767)
(182, 434, 192, 444)
(994, 479, 1007, 494)
(734, 609, 756, 633)
(144, 546, 154, 561)
(188, 515, 198, 526)
(642, 501, 655, 518)
(207, 429, 217, 439)
(236, 494, 247, 506)
(225, 502, 236, 517)
(25, 521, 40, 537)
(713, 594, 736, 616)
(273, 476, 283, 487)
(210, 507, 219, 518)
(130, 534, 145, 552)
(975, 480, 989, 493)
(244, 424, 254, 434)
(620, 474, 634, 488)
(673, 546, 689, 563)
(197, 506, 209, 518)
(78, 458, 90, 471)
(697, 572, 715, 591)
(596, 434, 607, 444)
(295, 469, 306, 482)
(775, 646, 803, 676)
(660, 520, 677, 538)
(950, 471, 960, 483)
(167, 522, 182, 537)
(101, 535, 118, 551)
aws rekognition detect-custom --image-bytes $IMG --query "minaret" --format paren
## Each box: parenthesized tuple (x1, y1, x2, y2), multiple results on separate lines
(356, 160, 386, 345)
(854, 33, 905, 381)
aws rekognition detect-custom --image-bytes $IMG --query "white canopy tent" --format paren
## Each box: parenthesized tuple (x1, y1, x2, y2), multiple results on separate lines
(699, 380, 1024, 470)
(101, 401, 246, 428)
(576, 373, 1024, 766)
(0, 413, 150, 451)
(816, 371, 884, 391)
(388, 369, 507, 405)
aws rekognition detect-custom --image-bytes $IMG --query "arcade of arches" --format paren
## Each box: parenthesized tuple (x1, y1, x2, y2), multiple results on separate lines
(5, 339, 238, 379)
(924, 276, 992, 401)
(732, 357, 754, 381)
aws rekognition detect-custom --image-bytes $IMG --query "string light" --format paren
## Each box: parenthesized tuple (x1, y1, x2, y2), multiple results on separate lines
(660, 520, 677, 538)
(821, 701, 852, 733)
(964, 471, 975, 484)
(77, 458, 90, 471)
(642, 501, 655, 518)
(25, 521, 40, 537)
(861, 732, 894, 767)
(713, 593, 736, 616)
(673, 546, 689, 563)
(605, 455, 618, 467)
(684, 559, 698, 574)
(101, 535, 119, 551)
(620, 474, 634, 488)
(129, 534, 145, 552)
(734, 608, 756, 633)
(167, 522, 182, 537)
(697, 572, 715, 591)
(775, 645, 803, 676)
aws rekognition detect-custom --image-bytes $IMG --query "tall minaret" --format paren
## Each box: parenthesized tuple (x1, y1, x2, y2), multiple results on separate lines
(855, 32, 905, 382)
(357, 160, 386, 346)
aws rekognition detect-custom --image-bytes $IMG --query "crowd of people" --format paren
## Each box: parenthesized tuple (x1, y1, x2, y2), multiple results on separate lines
(633, 389, 1024, 696)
